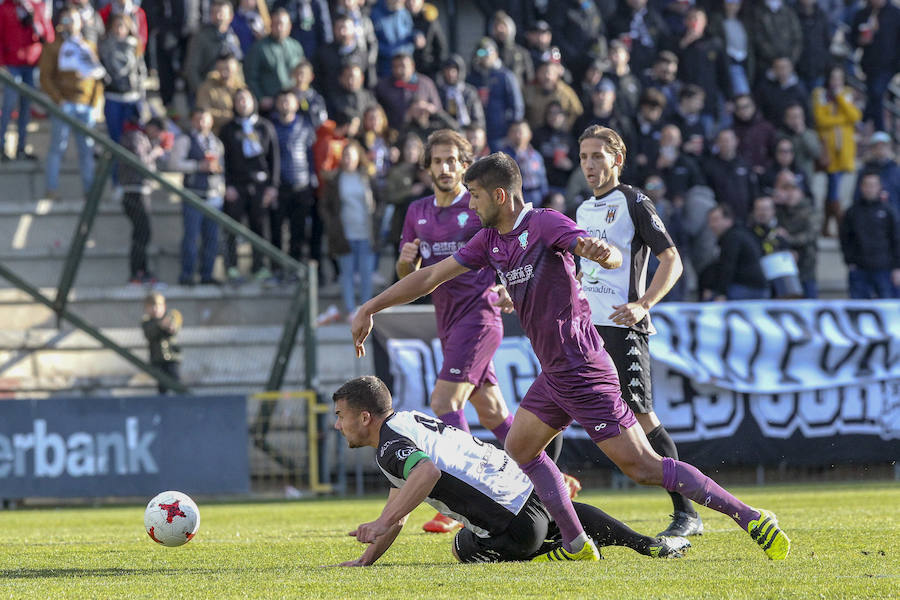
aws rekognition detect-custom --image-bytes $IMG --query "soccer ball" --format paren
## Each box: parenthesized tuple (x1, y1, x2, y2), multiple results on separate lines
(144, 490, 200, 547)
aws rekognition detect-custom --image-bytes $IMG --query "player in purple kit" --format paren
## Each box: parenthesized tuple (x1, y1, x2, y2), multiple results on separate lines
(397, 130, 579, 534)
(352, 152, 791, 562)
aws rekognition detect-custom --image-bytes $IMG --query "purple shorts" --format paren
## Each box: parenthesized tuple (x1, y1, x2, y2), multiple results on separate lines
(438, 320, 501, 387)
(520, 359, 637, 443)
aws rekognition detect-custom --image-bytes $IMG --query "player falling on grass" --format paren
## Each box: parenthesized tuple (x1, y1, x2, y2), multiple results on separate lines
(331, 375, 690, 565)
(575, 125, 701, 538)
(396, 129, 579, 534)
(351, 152, 791, 562)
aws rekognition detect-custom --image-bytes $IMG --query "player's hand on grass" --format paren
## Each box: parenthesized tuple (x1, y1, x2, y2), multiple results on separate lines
(609, 302, 648, 327)
(490, 284, 514, 313)
(351, 309, 374, 358)
(349, 518, 391, 544)
(399, 239, 421, 264)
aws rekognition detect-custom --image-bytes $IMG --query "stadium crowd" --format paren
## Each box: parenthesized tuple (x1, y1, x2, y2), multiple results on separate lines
(1, 0, 899, 313)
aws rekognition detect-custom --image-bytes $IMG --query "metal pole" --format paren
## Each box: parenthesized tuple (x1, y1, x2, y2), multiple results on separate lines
(265, 273, 307, 391)
(53, 152, 114, 326)
(304, 260, 318, 391)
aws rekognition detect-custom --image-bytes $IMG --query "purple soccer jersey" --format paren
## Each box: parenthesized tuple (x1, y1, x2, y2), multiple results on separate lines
(400, 193, 501, 338)
(454, 208, 607, 374)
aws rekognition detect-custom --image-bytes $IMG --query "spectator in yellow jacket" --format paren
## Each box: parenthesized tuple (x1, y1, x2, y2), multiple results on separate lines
(812, 65, 862, 236)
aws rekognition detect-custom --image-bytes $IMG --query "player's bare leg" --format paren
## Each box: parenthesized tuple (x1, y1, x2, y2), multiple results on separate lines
(634, 411, 701, 536)
(596, 424, 790, 559)
(468, 383, 509, 433)
(505, 409, 595, 557)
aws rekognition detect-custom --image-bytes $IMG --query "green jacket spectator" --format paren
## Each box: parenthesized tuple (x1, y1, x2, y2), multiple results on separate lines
(244, 9, 305, 112)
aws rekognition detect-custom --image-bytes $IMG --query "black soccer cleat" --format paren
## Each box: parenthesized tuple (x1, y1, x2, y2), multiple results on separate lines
(657, 511, 704, 537)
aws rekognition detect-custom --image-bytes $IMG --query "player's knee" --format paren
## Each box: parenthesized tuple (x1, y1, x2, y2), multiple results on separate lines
(621, 458, 663, 486)
(429, 394, 455, 416)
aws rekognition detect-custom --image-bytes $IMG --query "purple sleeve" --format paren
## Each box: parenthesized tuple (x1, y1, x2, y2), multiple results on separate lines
(539, 209, 588, 254)
(398, 201, 418, 253)
(453, 228, 489, 271)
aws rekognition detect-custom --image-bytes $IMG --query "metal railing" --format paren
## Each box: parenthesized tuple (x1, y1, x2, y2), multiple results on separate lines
(0, 67, 317, 394)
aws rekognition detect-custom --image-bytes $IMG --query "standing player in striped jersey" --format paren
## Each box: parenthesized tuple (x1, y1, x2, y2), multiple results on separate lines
(330, 376, 690, 565)
(575, 125, 701, 538)
(397, 129, 578, 534)
(351, 152, 790, 562)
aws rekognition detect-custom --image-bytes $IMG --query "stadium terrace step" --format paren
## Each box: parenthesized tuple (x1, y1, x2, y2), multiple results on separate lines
(0, 245, 182, 286)
(814, 236, 848, 298)
(0, 323, 368, 397)
(0, 199, 184, 250)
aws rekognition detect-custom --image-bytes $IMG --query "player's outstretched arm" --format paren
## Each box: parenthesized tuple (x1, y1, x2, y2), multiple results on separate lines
(573, 236, 623, 270)
(352, 257, 470, 357)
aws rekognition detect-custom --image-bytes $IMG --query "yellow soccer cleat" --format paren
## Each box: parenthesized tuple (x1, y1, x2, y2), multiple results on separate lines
(747, 509, 791, 560)
(532, 538, 601, 562)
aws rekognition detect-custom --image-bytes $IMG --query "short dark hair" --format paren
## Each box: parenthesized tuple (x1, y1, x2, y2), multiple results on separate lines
(859, 169, 883, 183)
(679, 84, 705, 102)
(712, 202, 734, 221)
(423, 129, 474, 168)
(639, 88, 667, 110)
(332, 376, 393, 416)
(578, 125, 627, 164)
(463, 152, 522, 201)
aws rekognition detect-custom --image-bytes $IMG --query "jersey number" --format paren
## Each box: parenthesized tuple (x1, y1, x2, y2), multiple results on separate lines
(414, 414, 447, 434)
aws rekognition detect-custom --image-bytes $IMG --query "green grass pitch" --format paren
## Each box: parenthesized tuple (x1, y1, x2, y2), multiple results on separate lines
(0, 481, 897, 599)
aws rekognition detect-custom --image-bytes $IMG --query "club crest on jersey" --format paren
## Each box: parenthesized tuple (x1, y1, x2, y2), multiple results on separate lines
(518, 231, 529, 249)
(396, 448, 414, 460)
(419, 241, 432, 259)
(606, 207, 618, 223)
(457, 212, 469, 228)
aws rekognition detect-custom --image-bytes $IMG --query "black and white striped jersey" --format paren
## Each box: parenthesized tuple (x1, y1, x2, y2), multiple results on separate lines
(375, 411, 533, 538)
(575, 184, 674, 333)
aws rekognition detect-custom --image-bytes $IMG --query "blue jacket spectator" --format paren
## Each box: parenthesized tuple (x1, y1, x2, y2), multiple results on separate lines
(371, 0, 414, 77)
(466, 37, 524, 150)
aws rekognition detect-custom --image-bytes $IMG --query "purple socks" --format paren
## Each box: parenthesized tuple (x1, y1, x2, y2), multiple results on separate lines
(520, 452, 584, 549)
(437, 408, 470, 432)
(489, 414, 514, 444)
(662, 457, 758, 529)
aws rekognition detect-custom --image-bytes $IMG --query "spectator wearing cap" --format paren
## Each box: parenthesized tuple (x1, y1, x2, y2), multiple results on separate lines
(703, 128, 757, 224)
(436, 54, 485, 129)
(325, 63, 376, 121)
(840, 169, 900, 299)
(39, 5, 105, 199)
(316, 14, 376, 101)
(546, 0, 607, 83)
(0, 0, 54, 161)
(371, 0, 414, 78)
(772, 170, 819, 298)
(533, 101, 578, 194)
(467, 37, 524, 150)
(374, 52, 441, 130)
(523, 49, 583, 132)
(748, 0, 802, 71)
(184, 0, 243, 99)
(499, 120, 548, 207)
(707, 0, 753, 97)
(676, 7, 728, 120)
(640, 50, 681, 114)
(812, 65, 861, 236)
(197, 53, 245, 134)
(794, 0, 831, 92)
(524, 19, 553, 70)
(332, 0, 378, 85)
(608, 0, 671, 77)
(604, 40, 642, 119)
(573, 78, 635, 159)
(407, 0, 447, 78)
(732, 94, 777, 175)
(243, 8, 305, 114)
(860, 132, 900, 217)
(756, 56, 810, 126)
(778, 103, 822, 185)
(490, 10, 533, 87)
(274, 0, 332, 61)
(850, 0, 900, 132)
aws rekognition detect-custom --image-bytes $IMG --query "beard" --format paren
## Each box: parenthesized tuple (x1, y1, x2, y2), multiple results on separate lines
(432, 175, 459, 193)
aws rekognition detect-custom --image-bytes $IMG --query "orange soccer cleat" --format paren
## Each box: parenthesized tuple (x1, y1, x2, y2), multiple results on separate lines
(563, 473, 582, 498)
(422, 512, 462, 533)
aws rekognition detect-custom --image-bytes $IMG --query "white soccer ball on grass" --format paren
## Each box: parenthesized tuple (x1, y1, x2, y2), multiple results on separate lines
(144, 490, 200, 547)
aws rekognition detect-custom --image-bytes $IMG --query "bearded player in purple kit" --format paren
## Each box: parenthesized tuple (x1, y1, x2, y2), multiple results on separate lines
(396, 130, 580, 535)
(352, 151, 791, 562)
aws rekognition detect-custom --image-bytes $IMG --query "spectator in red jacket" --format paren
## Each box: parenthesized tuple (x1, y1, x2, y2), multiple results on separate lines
(0, 0, 54, 161)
